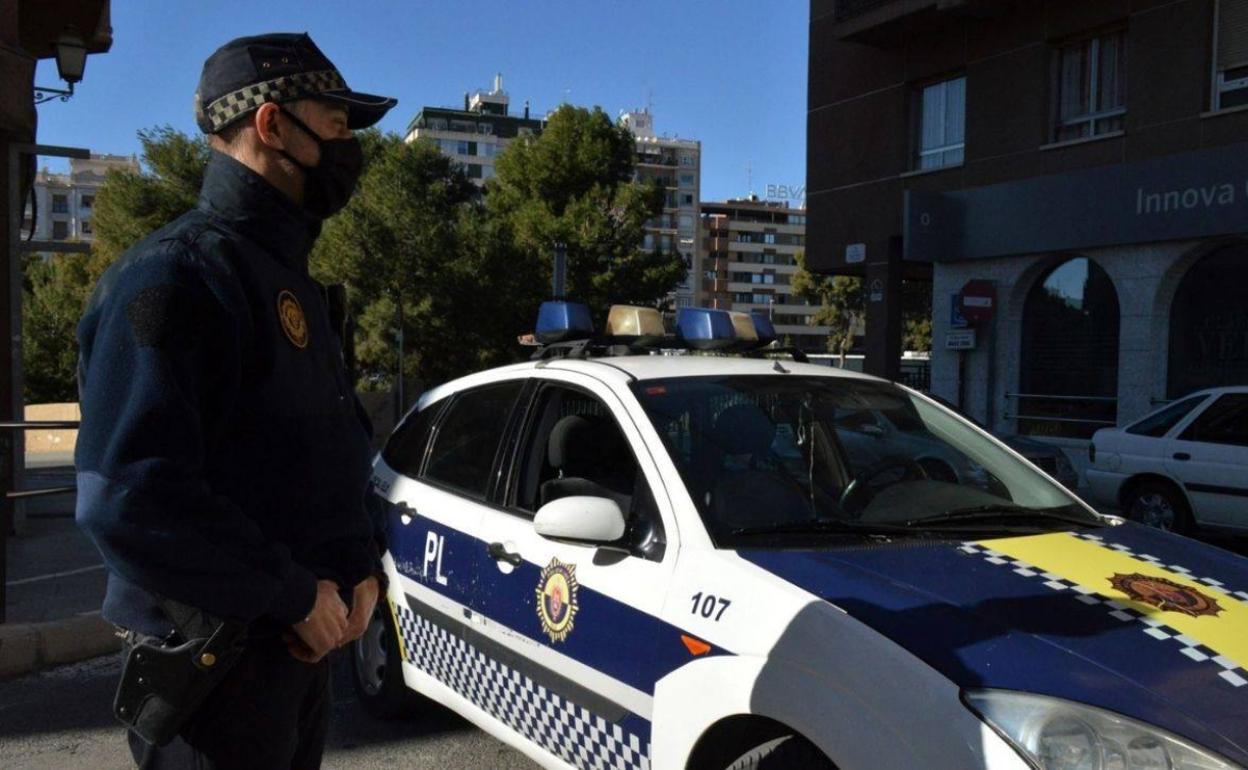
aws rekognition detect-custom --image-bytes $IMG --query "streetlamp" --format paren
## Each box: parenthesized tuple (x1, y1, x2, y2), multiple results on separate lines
(34, 30, 88, 105)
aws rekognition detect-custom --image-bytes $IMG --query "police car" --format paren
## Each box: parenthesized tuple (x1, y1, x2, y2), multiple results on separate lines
(353, 302, 1248, 770)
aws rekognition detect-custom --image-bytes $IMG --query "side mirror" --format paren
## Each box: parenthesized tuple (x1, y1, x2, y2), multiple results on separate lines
(534, 496, 626, 545)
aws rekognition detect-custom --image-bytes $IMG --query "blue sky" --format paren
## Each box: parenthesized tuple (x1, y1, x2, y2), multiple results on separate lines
(34, 0, 808, 203)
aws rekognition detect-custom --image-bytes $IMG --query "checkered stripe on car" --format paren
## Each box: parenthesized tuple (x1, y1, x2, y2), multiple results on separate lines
(393, 601, 651, 770)
(1074, 532, 1248, 601)
(198, 69, 346, 132)
(958, 542, 1248, 689)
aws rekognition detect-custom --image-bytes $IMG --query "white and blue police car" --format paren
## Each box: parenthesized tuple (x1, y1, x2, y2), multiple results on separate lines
(353, 302, 1248, 770)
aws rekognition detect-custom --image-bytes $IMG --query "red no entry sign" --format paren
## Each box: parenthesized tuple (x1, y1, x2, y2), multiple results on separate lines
(959, 280, 996, 325)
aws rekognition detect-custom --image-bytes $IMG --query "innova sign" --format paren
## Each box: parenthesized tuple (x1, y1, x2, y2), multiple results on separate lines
(904, 141, 1248, 262)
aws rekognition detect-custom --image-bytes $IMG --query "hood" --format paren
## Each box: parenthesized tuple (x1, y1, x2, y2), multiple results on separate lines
(740, 524, 1248, 765)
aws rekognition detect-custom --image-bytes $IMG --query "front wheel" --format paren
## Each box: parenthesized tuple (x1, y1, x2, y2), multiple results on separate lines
(350, 599, 423, 719)
(725, 736, 834, 770)
(1123, 481, 1194, 535)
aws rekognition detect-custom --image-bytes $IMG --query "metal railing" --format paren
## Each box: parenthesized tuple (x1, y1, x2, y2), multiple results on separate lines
(1003, 393, 1119, 437)
(5, 142, 91, 625)
(1, 419, 79, 624)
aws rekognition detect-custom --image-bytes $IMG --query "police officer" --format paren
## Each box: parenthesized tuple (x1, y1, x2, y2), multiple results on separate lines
(75, 33, 397, 768)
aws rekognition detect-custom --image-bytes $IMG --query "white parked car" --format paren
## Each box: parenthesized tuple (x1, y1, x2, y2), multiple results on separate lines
(1087, 386, 1248, 534)
(353, 304, 1248, 770)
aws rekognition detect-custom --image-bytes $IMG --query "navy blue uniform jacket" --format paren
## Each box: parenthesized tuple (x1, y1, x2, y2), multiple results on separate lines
(76, 152, 378, 636)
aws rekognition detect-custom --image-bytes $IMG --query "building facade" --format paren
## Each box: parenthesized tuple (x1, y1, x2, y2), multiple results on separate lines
(699, 198, 826, 350)
(403, 74, 544, 184)
(807, 0, 1248, 473)
(22, 153, 137, 244)
(620, 109, 702, 308)
(408, 88, 703, 307)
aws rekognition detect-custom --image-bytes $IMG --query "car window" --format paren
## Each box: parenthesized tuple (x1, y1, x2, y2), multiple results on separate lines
(633, 376, 1090, 545)
(381, 400, 444, 478)
(1125, 395, 1207, 438)
(513, 385, 665, 560)
(425, 381, 525, 500)
(1179, 394, 1248, 448)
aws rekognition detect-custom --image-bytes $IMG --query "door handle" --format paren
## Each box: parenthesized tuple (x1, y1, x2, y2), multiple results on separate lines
(1173, 452, 1191, 461)
(487, 542, 523, 567)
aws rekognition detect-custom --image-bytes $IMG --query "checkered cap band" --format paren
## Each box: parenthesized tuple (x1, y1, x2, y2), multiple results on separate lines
(198, 68, 346, 133)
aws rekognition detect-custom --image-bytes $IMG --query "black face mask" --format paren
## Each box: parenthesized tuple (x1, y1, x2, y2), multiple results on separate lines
(277, 107, 363, 220)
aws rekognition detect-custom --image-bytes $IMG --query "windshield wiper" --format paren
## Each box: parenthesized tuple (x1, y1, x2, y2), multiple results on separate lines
(903, 505, 1100, 529)
(730, 518, 912, 538)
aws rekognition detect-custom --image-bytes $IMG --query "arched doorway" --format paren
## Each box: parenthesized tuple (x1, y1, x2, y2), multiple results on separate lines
(1018, 257, 1120, 438)
(1168, 244, 1248, 398)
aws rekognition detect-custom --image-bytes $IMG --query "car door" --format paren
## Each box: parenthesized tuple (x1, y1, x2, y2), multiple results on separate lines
(374, 379, 529, 704)
(1165, 393, 1248, 528)
(465, 371, 679, 770)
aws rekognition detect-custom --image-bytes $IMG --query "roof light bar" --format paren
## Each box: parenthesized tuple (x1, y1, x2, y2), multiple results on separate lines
(606, 305, 665, 346)
(727, 311, 759, 348)
(676, 308, 736, 350)
(536, 301, 593, 344)
(750, 310, 777, 347)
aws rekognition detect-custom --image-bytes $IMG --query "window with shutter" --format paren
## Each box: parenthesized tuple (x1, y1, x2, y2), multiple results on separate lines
(1215, 0, 1248, 109)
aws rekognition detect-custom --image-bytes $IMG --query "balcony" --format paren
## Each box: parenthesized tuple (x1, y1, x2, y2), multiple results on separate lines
(636, 151, 678, 167)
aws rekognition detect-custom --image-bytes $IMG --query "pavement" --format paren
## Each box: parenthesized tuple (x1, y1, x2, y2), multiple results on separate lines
(1, 458, 120, 679)
(0, 652, 535, 770)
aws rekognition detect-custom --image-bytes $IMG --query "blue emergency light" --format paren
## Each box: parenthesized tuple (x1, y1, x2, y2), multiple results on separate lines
(536, 301, 593, 344)
(676, 308, 736, 350)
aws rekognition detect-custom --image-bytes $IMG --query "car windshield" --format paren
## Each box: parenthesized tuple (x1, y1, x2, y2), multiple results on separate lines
(631, 375, 1097, 545)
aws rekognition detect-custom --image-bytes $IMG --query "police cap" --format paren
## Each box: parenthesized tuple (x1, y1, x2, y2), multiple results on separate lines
(195, 32, 397, 134)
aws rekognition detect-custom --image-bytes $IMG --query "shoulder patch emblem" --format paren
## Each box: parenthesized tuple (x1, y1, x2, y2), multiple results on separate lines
(277, 290, 308, 349)
(1110, 572, 1224, 617)
(536, 558, 579, 643)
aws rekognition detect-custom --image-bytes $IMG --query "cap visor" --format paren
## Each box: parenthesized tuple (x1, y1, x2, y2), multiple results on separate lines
(319, 89, 398, 129)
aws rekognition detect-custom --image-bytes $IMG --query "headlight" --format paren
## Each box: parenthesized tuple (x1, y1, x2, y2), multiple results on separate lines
(964, 690, 1240, 770)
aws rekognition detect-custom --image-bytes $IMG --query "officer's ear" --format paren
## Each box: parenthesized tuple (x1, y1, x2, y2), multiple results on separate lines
(253, 102, 289, 153)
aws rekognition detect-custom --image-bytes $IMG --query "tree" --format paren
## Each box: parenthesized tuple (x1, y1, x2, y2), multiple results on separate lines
(90, 126, 210, 275)
(791, 250, 864, 364)
(19, 127, 209, 403)
(22, 252, 93, 402)
(902, 279, 933, 353)
(792, 253, 935, 361)
(311, 133, 517, 389)
(486, 105, 685, 318)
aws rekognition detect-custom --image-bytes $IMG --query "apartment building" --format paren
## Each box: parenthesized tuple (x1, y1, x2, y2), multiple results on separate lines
(21, 153, 137, 243)
(403, 74, 544, 184)
(700, 197, 824, 350)
(620, 108, 702, 308)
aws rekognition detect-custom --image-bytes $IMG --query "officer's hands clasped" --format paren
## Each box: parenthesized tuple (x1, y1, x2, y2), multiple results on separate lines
(286, 576, 381, 663)
(288, 579, 349, 663)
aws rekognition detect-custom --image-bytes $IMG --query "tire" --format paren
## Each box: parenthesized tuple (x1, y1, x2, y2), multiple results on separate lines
(1123, 480, 1195, 535)
(350, 598, 423, 719)
(725, 736, 834, 770)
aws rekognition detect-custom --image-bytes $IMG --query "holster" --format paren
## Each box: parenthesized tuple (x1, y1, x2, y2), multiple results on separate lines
(113, 600, 248, 747)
